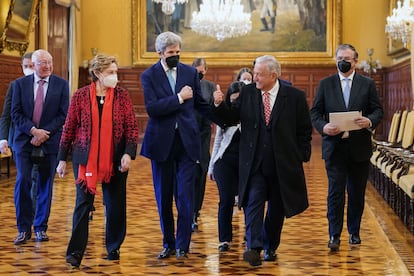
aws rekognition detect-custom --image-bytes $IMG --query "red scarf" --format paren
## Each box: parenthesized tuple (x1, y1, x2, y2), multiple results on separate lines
(76, 82, 114, 194)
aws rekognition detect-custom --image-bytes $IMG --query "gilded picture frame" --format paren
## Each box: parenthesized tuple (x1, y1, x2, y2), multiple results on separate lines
(387, 0, 410, 58)
(132, 0, 342, 66)
(0, 0, 39, 55)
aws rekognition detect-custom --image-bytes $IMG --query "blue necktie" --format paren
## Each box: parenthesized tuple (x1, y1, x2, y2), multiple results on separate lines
(167, 69, 175, 93)
(343, 78, 350, 108)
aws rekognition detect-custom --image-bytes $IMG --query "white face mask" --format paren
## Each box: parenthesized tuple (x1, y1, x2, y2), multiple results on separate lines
(23, 68, 34, 76)
(242, 80, 252, 85)
(102, 74, 118, 88)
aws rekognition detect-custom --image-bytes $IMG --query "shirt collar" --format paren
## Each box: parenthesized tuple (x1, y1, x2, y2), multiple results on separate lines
(261, 80, 280, 96)
(161, 60, 176, 73)
(338, 71, 355, 81)
(34, 74, 50, 83)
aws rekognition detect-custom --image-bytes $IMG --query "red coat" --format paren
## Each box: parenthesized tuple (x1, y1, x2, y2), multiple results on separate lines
(58, 84, 139, 165)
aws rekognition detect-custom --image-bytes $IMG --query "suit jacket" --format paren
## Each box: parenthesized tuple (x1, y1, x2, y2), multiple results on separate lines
(11, 74, 69, 154)
(0, 81, 15, 147)
(214, 81, 312, 217)
(310, 72, 383, 162)
(140, 61, 216, 162)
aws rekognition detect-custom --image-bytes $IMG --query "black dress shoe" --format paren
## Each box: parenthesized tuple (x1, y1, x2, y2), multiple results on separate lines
(243, 249, 261, 266)
(218, 242, 230, 252)
(14, 232, 31, 245)
(66, 252, 81, 268)
(35, 231, 49, 242)
(349, 234, 361, 245)
(176, 249, 188, 260)
(107, 249, 120, 260)
(263, 249, 277, 261)
(158, 248, 176, 259)
(328, 236, 340, 251)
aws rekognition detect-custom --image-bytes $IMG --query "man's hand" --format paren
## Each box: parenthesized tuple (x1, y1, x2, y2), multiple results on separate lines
(213, 84, 224, 105)
(354, 116, 371, 129)
(323, 123, 341, 136)
(178, 85, 193, 101)
(30, 128, 50, 145)
(0, 140, 9, 155)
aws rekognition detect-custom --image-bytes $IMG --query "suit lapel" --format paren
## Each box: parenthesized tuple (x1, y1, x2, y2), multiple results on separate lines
(155, 62, 174, 95)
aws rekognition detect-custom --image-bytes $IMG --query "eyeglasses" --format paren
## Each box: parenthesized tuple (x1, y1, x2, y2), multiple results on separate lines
(36, 61, 53, 66)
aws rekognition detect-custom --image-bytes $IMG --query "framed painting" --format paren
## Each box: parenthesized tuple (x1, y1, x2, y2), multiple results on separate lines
(387, 0, 410, 58)
(132, 0, 342, 66)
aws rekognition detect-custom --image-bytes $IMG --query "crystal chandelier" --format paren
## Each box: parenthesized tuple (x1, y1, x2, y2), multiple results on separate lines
(385, 0, 414, 47)
(152, 0, 188, 15)
(191, 0, 252, 41)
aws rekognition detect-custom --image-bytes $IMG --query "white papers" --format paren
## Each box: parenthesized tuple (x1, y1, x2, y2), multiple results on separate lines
(329, 111, 362, 131)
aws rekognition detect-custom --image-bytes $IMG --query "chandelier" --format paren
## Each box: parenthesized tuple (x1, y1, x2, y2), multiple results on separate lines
(191, 0, 252, 41)
(152, 0, 188, 15)
(385, 0, 414, 47)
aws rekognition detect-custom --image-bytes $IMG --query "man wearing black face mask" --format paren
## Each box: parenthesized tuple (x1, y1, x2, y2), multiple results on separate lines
(140, 32, 221, 261)
(310, 44, 383, 251)
(190, 58, 216, 232)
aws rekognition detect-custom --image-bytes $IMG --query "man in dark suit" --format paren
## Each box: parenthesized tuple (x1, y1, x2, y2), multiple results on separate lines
(191, 57, 216, 232)
(11, 49, 69, 245)
(310, 44, 383, 251)
(140, 32, 217, 260)
(213, 55, 312, 266)
(0, 52, 40, 216)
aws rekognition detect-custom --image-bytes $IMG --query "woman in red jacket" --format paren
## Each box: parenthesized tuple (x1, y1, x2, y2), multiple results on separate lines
(56, 54, 139, 268)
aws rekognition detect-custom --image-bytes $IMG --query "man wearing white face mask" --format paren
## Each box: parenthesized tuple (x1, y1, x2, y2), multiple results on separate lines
(0, 52, 40, 220)
(0, 52, 34, 153)
(56, 54, 139, 268)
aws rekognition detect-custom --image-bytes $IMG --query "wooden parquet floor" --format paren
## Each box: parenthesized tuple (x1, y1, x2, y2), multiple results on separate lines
(0, 136, 413, 275)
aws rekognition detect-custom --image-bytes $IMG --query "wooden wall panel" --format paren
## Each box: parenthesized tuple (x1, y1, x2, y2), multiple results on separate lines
(0, 55, 22, 111)
(107, 64, 395, 140)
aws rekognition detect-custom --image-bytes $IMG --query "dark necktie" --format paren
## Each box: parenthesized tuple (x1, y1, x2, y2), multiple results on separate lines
(263, 92, 271, 126)
(33, 79, 45, 127)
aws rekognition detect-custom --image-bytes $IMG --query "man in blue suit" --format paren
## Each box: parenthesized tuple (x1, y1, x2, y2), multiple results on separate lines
(140, 32, 217, 260)
(11, 49, 69, 245)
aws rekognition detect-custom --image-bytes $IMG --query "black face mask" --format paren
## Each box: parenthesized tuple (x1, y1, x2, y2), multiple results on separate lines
(198, 72, 204, 80)
(337, 60, 352, 73)
(166, 55, 180, 68)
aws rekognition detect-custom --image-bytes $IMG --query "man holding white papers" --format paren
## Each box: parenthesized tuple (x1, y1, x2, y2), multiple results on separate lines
(310, 44, 383, 251)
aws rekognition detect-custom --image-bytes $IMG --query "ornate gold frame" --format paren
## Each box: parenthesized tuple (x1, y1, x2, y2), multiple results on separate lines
(0, 0, 39, 56)
(132, 0, 342, 66)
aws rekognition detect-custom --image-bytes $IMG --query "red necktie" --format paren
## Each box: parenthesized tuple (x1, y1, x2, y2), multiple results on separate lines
(263, 91, 271, 126)
(32, 79, 45, 127)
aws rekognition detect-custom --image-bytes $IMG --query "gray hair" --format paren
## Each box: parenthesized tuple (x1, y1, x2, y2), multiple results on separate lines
(31, 49, 53, 63)
(155, 31, 182, 53)
(255, 55, 281, 76)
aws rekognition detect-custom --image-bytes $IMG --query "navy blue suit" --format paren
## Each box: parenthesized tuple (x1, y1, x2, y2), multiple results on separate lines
(11, 74, 69, 233)
(140, 61, 215, 253)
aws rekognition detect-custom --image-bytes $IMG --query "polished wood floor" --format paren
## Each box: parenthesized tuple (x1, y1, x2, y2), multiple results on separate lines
(0, 136, 413, 275)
